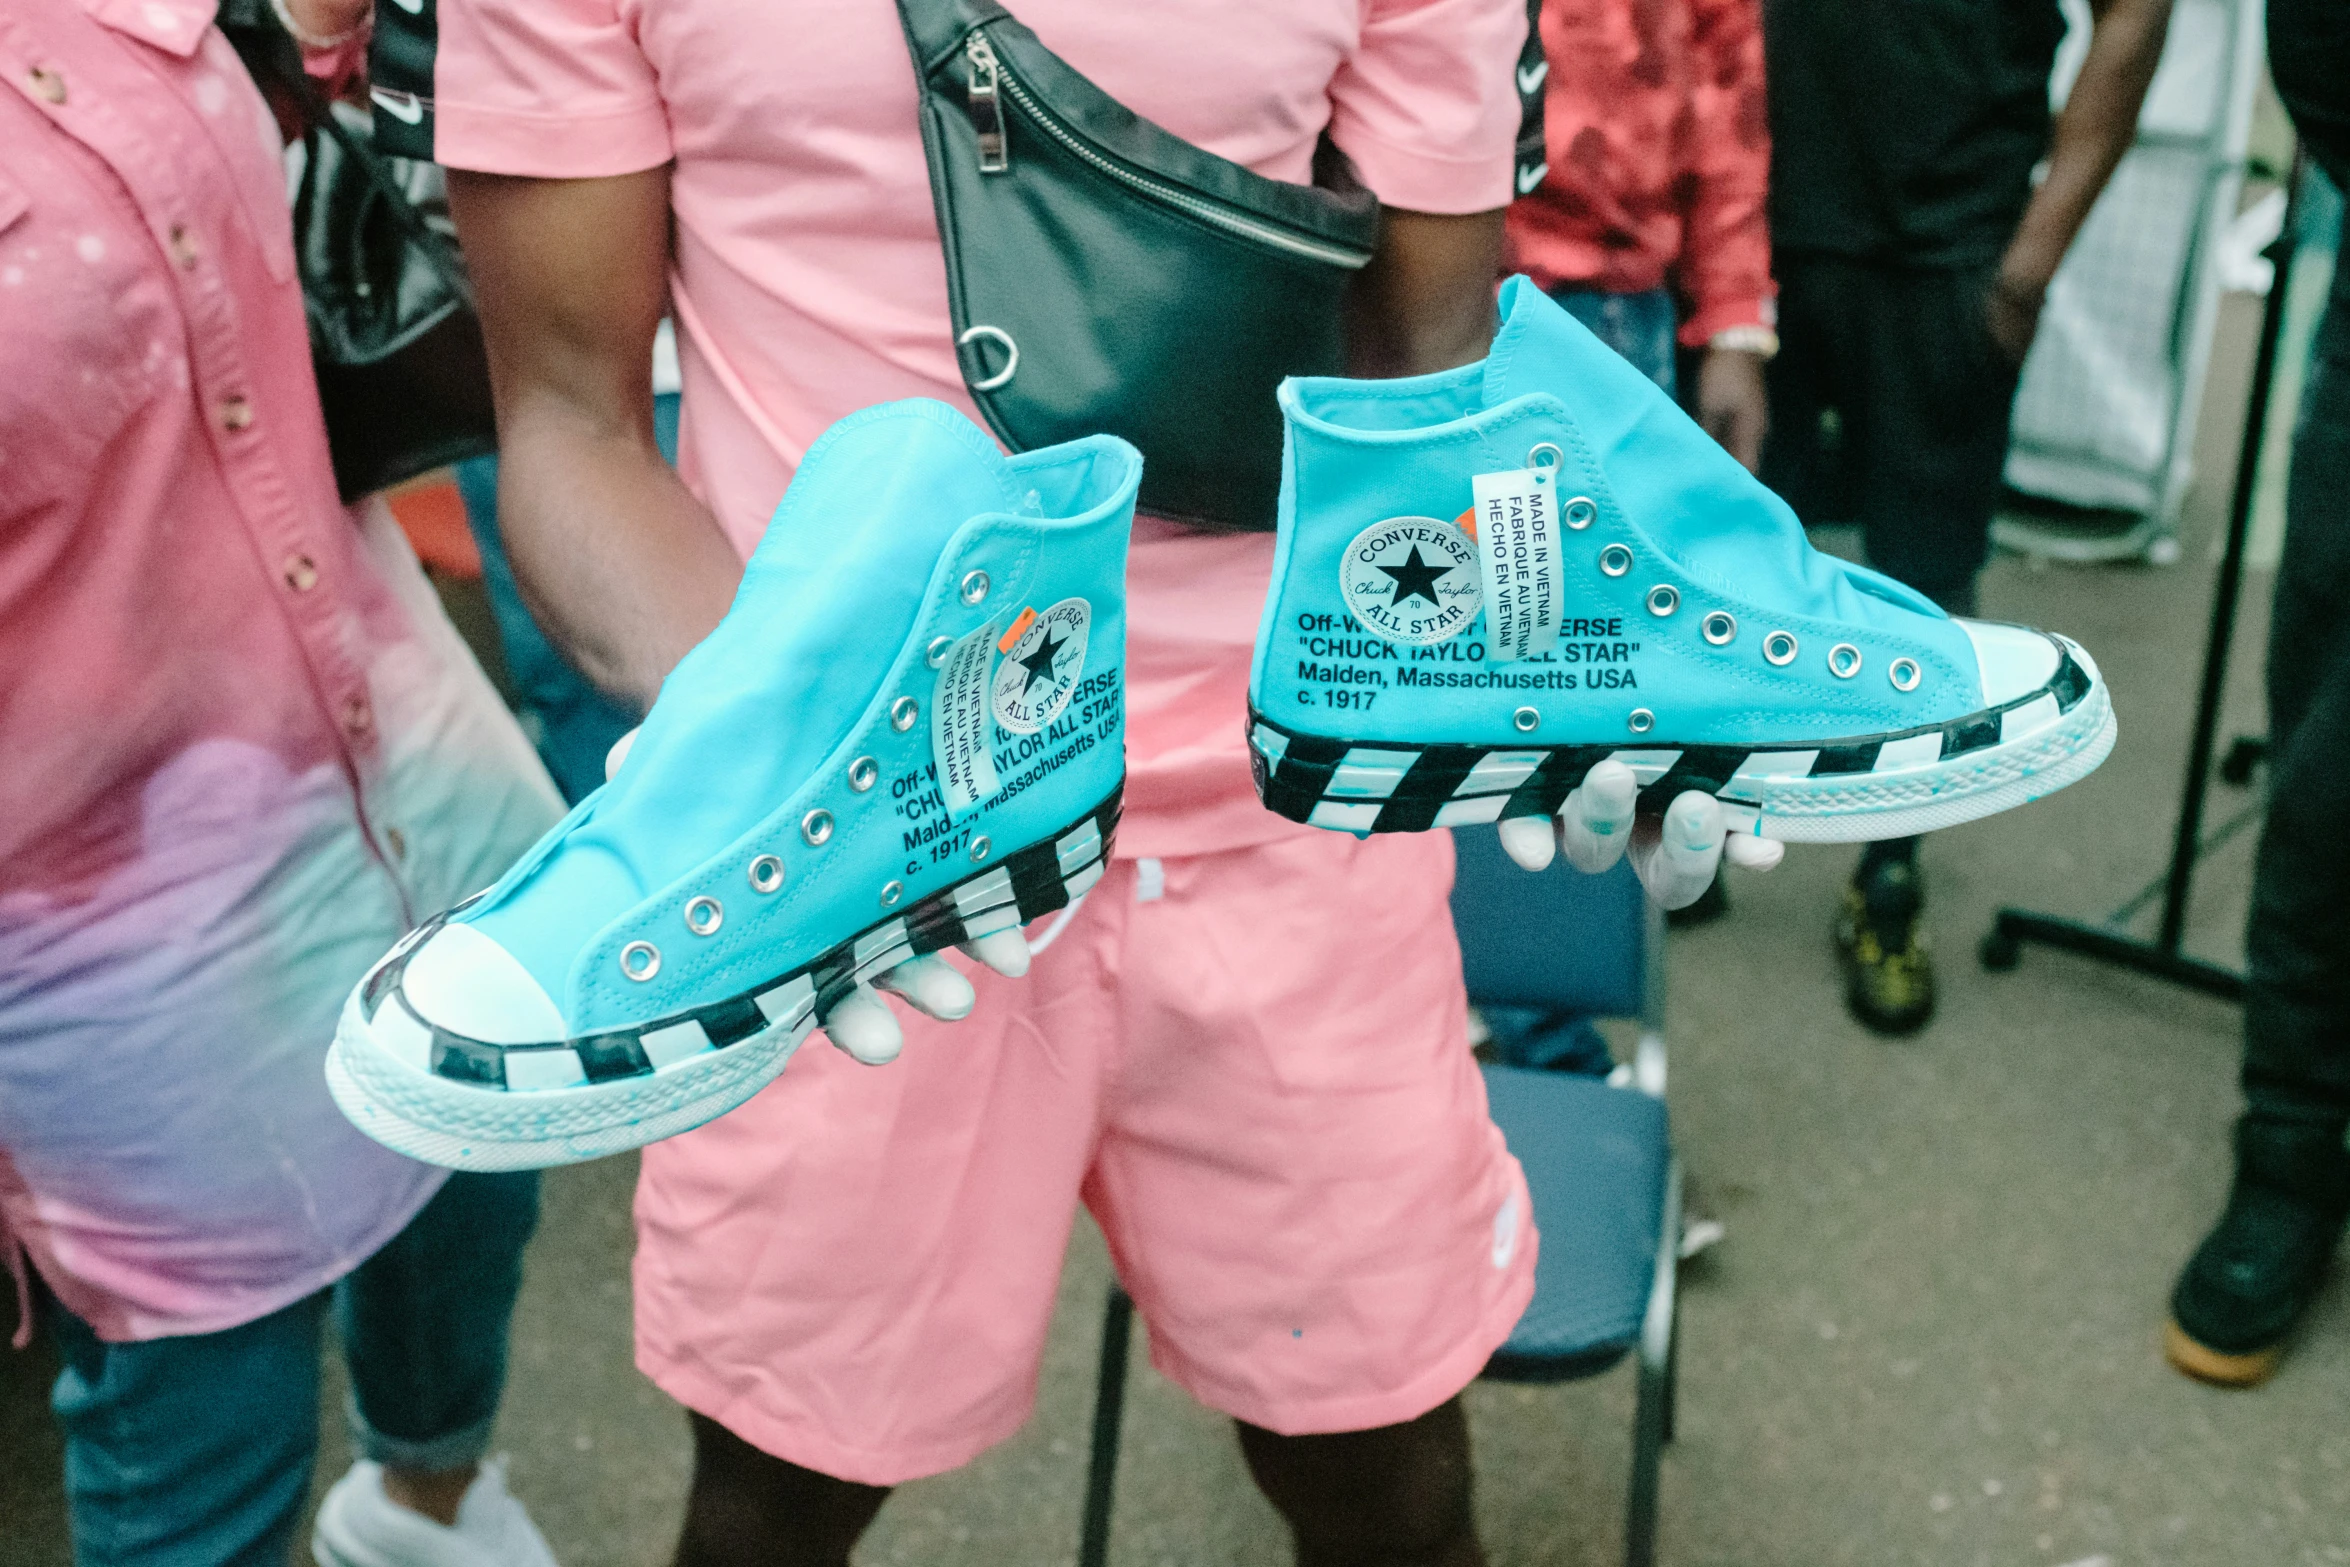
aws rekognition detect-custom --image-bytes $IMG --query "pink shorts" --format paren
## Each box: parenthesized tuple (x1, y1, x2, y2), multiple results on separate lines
(631, 829, 1536, 1486)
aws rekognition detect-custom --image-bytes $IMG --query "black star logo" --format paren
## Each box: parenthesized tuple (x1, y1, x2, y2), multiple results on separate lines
(1377, 546, 1455, 608)
(1016, 628, 1066, 694)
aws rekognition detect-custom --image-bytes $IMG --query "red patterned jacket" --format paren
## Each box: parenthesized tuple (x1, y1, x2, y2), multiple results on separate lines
(1503, 0, 1776, 348)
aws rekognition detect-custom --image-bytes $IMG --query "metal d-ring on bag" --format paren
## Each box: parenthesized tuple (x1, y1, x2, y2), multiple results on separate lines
(893, 0, 1381, 532)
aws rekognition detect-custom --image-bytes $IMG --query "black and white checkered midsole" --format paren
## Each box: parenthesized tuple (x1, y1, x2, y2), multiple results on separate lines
(353, 788, 1122, 1096)
(1252, 647, 2098, 834)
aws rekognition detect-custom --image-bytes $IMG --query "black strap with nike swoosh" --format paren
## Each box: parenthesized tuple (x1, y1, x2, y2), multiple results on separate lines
(367, 0, 439, 161)
(1514, 0, 1548, 198)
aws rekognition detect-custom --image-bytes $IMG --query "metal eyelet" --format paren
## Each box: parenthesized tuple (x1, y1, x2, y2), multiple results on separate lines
(748, 855, 785, 894)
(880, 880, 903, 908)
(970, 835, 992, 862)
(620, 941, 661, 982)
(959, 570, 990, 606)
(1526, 442, 1564, 473)
(801, 809, 834, 846)
(1563, 496, 1598, 530)
(1627, 708, 1656, 734)
(1645, 585, 1679, 617)
(1513, 706, 1540, 733)
(1702, 611, 1738, 646)
(1599, 544, 1633, 577)
(927, 636, 954, 668)
(848, 756, 879, 792)
(1889, 657, 1923, 692)
(890, 697, 919, 732)
(685, 896, 724, 936)
(1828, 643, 1863, 680)
(1763, 631, 1798, 667)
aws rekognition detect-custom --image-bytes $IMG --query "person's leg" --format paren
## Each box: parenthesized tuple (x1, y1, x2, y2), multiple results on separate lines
(1083, 833, 1533, 1567)
(336, 1169, 542, 1513)
(629, 880, 1119, 1561)
(1238, 1399, 1482, 1567)
(1759, 252, 1850, 527)
(2167, 256, 2350, 1383)
(1829, 262, 2016, 1032)
(315, 1169, 558, 1567)
(671, 1413, 890, 1567)
(44, 1279, 323, 1567)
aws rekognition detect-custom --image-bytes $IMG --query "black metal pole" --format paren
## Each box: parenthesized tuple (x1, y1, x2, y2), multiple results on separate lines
(1982, 148, 2304, 999)
(2156, 148, 2306, 952)
(1077, 1286, 1135, 1567)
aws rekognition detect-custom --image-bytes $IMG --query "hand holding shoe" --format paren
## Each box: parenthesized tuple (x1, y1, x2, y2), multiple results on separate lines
(1496, 759, 1785, 910)
(608, 725, 1031, 1068)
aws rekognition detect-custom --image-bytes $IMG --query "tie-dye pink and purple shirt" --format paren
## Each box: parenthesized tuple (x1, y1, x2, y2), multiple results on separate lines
(0, 0, 560, 1343)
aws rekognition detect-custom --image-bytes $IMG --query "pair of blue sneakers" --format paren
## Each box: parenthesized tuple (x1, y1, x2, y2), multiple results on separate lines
(329, 279, 2114, 1169)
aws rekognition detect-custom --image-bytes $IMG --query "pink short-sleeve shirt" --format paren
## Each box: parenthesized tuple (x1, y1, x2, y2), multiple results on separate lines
(429, 0, 1525, 856)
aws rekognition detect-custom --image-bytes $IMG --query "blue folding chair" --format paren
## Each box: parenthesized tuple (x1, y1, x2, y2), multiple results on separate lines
(1455, 830, 1679, 1567)
(1074, 831, 1680, 1567)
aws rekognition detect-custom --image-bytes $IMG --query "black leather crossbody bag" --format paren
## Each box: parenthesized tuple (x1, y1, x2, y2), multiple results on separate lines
(895, 0, 1381, 531)
(219, 1, 497, 503)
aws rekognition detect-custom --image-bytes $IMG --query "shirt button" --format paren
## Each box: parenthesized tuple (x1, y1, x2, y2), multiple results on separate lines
(27, 67, 66, 105)
(341, 695, 372, 738)
(168, 226, 201, 270)
(283, 554, 319, 592)
(218, 395, 254, 432)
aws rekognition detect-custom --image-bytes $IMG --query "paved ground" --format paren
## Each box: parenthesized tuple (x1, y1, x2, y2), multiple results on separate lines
(8, 300, 2346, 1565)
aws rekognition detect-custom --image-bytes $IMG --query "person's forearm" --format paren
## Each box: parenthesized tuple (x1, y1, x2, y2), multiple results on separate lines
(448, 165, 736, 713)
(1345, 208, 1507, 378)
(2000, 0, 2171, 294)
(496, 405, 743, 713)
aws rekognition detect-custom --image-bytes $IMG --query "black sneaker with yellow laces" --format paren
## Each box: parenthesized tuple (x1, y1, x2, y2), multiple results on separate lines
(1836, 855, 1935, 1035)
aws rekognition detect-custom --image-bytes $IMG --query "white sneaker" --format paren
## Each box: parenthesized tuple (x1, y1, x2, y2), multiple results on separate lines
(313, 1457, 562, 1567)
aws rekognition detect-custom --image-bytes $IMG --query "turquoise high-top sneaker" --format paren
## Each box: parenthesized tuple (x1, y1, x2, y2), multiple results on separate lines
(329, 401, 1139, 1170)
(1249, 277, 2114, 841)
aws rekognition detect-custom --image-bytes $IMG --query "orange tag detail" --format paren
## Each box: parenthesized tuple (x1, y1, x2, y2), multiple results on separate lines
(1455, 508, 1479, 542)
(997, 607, 1038, 653)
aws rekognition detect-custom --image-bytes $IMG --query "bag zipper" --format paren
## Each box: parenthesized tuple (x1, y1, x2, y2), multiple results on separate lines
(961, 31, 1373, 271)
(964, 31, 1009, 172)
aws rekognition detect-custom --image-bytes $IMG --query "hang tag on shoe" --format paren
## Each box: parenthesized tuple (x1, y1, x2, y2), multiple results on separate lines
(1470, 466, 1563, 663)
(932, 622, 1002, 818)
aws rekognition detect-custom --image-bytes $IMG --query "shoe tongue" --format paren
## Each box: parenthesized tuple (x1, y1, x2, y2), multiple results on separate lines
(1479, 275, 1950, 645)
(470, 401, 1019, 1009)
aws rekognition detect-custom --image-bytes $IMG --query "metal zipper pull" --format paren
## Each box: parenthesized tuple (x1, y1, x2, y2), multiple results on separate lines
(965, 33, 1009, 173)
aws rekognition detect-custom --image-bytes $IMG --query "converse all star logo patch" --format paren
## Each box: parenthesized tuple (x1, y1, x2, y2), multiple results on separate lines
(991, 597, 1089, 735)
(932, 621, 1003, 817)
(1340, 518, 1481, 646)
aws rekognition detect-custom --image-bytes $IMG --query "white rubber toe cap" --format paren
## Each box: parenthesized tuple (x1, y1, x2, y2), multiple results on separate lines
(1956, 620, 2063, 706)
(400, 922, 569, 1044)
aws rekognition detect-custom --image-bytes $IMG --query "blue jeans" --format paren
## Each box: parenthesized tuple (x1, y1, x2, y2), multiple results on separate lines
(453, 392, 680, 804)
(1546, 285, 1678, 397)
(43, 1171, 539, 1567)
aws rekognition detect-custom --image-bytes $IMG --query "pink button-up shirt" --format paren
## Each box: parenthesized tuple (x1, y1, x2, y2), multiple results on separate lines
(0, 0, 559, 1342)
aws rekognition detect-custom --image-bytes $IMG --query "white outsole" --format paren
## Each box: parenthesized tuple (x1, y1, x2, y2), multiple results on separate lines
(327, 993, 814, 1171)
(1743, 679, 2117, 843)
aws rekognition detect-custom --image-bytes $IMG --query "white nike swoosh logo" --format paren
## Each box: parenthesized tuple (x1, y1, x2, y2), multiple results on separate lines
(1517, 161, 1549, 195)
(1518, 60, 1549, 95)
(390, 0, 424, 12)
(371, 87, 425, 124)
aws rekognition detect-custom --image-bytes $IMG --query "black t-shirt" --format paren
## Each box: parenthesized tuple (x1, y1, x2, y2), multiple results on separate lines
(1763, 0, 2068, 266)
